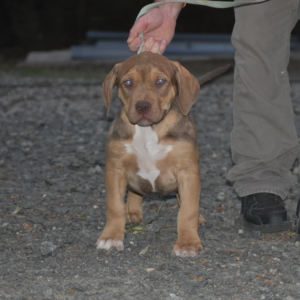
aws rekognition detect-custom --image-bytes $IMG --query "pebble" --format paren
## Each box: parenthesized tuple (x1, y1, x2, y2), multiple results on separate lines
(217, 192, 225, 201)
(76, 145, 85, 153)
(258, 287, 270, 294)
(40, 242, 57, 256)
(94, 165, 102, 173)
(53, 206, 69, 214)
(166, 198, 178, 206)
(238, 229, 243, 234)
(88, 167, 96, 175)
(251, 230, 260, 239)
(43, 288, 53, 300)
(295, 241, 300, 247)
(244, 271, 257, 281)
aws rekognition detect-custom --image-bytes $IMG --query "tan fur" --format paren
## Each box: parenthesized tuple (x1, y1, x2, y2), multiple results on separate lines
(98, 52, 204, 257)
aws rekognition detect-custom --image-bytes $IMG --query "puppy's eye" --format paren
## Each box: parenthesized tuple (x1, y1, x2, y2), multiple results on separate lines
(124, 80, 132, 86)
(156, 79, 165, 85)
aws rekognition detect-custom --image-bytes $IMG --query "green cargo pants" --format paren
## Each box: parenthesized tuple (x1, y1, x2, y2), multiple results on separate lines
(227, 0, 300, 199)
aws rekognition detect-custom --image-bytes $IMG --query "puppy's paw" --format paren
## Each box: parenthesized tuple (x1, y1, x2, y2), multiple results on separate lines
(96, 239, 124, 251)
(173, 237, 203, 258)
(126, 209, 143, 225)
(96, 230, 124, 251)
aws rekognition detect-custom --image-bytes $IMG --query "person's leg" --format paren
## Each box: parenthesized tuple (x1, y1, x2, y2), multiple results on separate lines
(228, 0, 300, 231)
(228, 0, 300, 199)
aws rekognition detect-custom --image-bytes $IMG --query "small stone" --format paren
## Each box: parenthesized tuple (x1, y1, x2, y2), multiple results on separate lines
(56, 184, 67, 192)
(0, 159, 4, 166)
(76, 145, 85, 153)
(22, 148, 31, 154)
(238, 229, 243, 234)
(29, 217, 44, 224)
(251, 230, 260, 239)
(244, 271, 257, 281)
(217, 192, 225, 201)
(193, 279, 208, 290)
(43, 288, 53, 300)
(94, 165, 102, 173)
(88, 167, 96, 175)
(40, 242, 57, 256)
(165, 198, 178, 206)
(149, 270, 162, 281)
(24, 243, 34, 250)
(53, 206, 69, 214)
(74, 275, 79, 279)
(295, 241, 300, 247)
(258, 287, 270, 294)
(166, 294, 181, 300)
(284, 297, 294, 300)
(73, 283, 86, 291)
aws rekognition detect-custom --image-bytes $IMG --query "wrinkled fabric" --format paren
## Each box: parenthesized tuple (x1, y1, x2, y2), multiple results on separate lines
(227, 0, 300, 199)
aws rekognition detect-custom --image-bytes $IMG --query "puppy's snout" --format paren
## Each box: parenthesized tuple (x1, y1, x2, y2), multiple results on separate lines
(135, 101, 152, 115)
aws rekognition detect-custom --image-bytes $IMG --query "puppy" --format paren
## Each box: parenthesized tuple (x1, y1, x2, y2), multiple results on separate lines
(97, 51, 230, 257)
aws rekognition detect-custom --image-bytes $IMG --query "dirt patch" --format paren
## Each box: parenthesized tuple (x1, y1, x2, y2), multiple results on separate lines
(0, 70, 300, 300)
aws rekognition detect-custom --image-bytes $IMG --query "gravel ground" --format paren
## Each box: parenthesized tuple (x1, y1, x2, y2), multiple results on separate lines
(1, 65, 300, 300)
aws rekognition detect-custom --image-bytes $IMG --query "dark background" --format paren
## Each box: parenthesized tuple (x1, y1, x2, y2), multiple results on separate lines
(1, 0, 300, 59)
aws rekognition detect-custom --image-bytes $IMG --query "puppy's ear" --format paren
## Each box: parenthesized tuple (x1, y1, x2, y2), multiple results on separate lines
(102, 63, 122, 116)
(173, 62, 200, 116)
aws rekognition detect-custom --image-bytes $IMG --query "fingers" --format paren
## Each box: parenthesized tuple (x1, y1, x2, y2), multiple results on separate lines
(127, 36, 143, 52)
(159, 39, 167, 54)
(132, 37, 167, 54)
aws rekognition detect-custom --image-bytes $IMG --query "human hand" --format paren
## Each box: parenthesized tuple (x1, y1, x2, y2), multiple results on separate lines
(127, 2, 183, 54)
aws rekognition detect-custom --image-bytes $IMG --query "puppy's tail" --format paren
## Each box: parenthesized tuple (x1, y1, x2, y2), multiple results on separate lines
(197, 64, 232, 86)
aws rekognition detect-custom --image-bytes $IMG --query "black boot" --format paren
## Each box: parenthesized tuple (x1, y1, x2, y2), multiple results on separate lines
(241, 193, 291, 233)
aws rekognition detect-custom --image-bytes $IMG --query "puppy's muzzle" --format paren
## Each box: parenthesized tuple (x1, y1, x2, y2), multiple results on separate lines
(135, 100, 152, 115)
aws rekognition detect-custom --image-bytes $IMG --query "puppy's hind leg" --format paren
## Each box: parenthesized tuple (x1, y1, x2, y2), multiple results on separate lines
(126, 191, 143, 225)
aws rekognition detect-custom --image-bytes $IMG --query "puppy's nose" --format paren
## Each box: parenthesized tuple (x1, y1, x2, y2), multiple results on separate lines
(135, 100, 152, 115)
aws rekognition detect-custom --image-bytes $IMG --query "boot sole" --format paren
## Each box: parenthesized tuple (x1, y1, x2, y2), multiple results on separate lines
(235, 215, 292, 233)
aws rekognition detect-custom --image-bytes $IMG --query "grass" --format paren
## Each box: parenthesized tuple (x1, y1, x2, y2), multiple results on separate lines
(1, 66, 109, 81)
(126, 202, 175, 234)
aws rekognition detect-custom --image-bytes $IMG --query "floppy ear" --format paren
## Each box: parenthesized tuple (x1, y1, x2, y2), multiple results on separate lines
(173, 62, 200, 116)
(102, 63, 122, 116)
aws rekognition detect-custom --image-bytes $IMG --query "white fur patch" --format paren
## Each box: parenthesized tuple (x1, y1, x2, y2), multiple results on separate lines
(97, 239, 124, 251)
(125, 125, 173, 192)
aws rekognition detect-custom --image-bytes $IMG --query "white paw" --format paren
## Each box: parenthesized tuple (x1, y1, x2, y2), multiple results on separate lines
(175, 250, 196, 258)
(96, 239, 124, 251)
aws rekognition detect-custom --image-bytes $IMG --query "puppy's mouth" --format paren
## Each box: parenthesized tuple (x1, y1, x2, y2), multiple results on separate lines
(136, 116, 154, 127)
(127, 108, 168, 127)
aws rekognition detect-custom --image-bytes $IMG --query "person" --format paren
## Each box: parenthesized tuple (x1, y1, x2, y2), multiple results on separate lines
(127, 0, 300, 232)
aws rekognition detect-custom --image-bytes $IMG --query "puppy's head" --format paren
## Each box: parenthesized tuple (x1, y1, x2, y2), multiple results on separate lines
(102, 52, 200, 126)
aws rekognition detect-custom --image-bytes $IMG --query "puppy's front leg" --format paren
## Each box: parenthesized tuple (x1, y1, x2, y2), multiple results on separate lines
(174, 166, 203, 257)
(96, 160, 127, 251)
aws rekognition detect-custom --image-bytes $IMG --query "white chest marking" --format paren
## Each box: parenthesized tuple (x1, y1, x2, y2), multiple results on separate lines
(125, 125, 173, 192)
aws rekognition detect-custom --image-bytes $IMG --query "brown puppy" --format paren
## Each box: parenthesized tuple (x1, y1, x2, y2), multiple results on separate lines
(97, 51, 229, 257)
